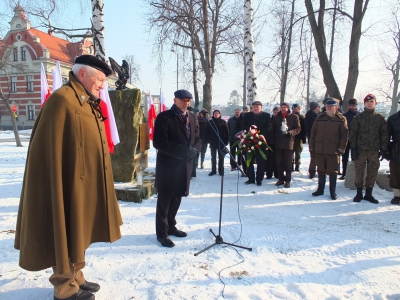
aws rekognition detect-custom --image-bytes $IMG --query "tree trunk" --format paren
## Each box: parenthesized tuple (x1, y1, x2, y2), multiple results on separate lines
(189, 2, 200, 109)
(390, 31, 400, 115)
(281, 0, 295, 104)
(201, 0, 213, 112)
(92, 0, 106, 60)
(342, 0, 369, 112)
(280, 21, 286, 104)
(244, 0, 257, 104)
(243, 50, 247, 106)
(304, 0, 342, 101)
(306, 33, 313, 108)
(325, 0, 338, 99)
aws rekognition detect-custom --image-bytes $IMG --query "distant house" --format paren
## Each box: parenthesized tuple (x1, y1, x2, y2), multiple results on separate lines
(0, 6, 116, 129)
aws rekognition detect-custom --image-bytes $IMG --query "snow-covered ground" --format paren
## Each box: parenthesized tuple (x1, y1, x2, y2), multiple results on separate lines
(1, 130, 400, 300)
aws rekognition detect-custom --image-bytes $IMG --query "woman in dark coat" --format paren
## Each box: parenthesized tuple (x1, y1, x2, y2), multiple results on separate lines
(206, 109, 229, 176)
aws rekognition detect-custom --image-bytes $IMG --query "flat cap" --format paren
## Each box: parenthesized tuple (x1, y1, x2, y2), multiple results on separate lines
(252, 100, 262, 106)
(309, 102, 319, 110)
(348, 98, 358, 105)
(174, 89, 193, 99)
(74, 55, 113, 76)
(326, 99, 339, 106)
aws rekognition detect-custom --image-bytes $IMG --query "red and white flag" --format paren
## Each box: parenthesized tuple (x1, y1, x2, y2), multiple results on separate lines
(159, 88, 167, 112)
(51, 61, 63, 92)
(148, 93, 157, 140)
(40, 63, 51, 106)
(99, 81, 120, 154)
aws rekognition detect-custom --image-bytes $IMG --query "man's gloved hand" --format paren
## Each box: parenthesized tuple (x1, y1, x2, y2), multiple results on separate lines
(220, 146, 230, 155)
(186, 146, 198, 159)
(285, 132, 291, 137)
(351, 149, 358, 161)
(338, 149, 344, 155)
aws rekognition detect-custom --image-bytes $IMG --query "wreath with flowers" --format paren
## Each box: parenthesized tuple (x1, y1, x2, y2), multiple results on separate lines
(232, 125, 272, 167)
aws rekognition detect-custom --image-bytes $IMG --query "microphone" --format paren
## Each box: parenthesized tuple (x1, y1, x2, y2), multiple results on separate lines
(187, 106, 199, 112)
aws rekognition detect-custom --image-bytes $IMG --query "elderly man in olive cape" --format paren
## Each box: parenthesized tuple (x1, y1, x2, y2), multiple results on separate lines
(14, 55, 123, 300)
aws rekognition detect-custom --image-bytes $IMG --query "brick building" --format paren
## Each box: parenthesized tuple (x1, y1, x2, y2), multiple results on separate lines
(0, 6, 115, 129)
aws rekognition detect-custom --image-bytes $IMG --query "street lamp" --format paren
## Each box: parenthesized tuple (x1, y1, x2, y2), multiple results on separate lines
(171, 49, 178, 90)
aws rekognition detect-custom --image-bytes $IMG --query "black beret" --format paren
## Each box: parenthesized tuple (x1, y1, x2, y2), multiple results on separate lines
(292, 103, 300, 109)
(309, 102, 319, 110)
(174, 89, 193, 99)
(243, 105, 250, 110)
(252, 100, 262, 106)
(74, 55, 113, 76)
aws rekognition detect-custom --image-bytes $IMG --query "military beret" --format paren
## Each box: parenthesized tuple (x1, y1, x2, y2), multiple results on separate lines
(74, 55, 113, 76)
(292, 103, 300, 109)
(364, 94, 376, 103)
(174, 89, 193, 99)
(252, 100, 262, 106)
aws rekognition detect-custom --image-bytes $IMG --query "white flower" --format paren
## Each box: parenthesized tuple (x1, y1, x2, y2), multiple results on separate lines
(256, 134, 259, 138)
(251, 146, 254, 150)
(250, 136, 254, 139)
(258, 141, 262, 145)
(248, 149, 251, 153)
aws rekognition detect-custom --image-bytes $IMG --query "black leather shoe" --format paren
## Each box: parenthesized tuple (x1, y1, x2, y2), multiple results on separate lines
(54, 289, 95, 300)
(339, 175, 345, 180)
(245, 179, 255, 184)
(79, 281, 100, 293)
(157, 236, 175, 247)
(168, 229, 187, 237)
(208, 171, 216, 176)
(256, 181, 262, 186)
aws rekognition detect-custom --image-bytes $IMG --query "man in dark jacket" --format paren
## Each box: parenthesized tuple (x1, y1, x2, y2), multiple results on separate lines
(265, 107, 280, 179)
(206, 109, 229, 176)
(339, 98, 360, 180)
(269, 102, 300, 188)
(153, 89, 201, 247)
(309, 99, 348, 200)
(228, 108, 242, 171)
(292, 103, 307, 172)
(198, 109, 209, 169)
(241, 100, 270, 185)
(350, 94, 388, 204)
(304, 102, 321, 178)
(387, 104, 400, 204)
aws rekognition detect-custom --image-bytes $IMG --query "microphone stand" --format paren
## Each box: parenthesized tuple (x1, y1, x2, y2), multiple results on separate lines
(194, 115, 252, 256)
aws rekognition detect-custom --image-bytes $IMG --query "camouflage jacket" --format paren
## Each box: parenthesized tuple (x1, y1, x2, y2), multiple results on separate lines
(349, 108, 388, 151)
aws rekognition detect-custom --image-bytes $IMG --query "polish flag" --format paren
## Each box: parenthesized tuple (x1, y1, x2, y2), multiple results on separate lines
(51, 61, 63, 92)
(40, 63, 51, 106)
(99, 81, 120, 154)
(148, 93, 157, 140)
(159, 88, 167, 112)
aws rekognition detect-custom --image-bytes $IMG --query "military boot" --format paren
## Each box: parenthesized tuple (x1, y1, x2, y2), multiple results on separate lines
(329, 174, 338, 200)
(364, 187, 379, 204)
(295, 165, 300, 172)
(353, 187, 363, 202)
(312, 173, 326, 196)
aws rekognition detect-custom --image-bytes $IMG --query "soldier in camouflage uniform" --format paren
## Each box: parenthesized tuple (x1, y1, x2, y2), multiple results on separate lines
(349, 94, 388, 204)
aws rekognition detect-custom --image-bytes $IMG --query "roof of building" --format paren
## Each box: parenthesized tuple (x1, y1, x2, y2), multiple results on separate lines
(28, 28, 82, 64)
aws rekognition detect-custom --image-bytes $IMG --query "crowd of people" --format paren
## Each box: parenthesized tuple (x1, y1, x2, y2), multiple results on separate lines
(191, 94, 400, 207)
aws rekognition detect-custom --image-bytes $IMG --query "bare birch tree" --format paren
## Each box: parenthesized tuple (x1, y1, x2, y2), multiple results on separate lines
(244, 0, 257, 104)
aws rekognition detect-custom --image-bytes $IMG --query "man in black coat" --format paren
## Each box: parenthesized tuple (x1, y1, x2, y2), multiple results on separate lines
(241, 100, 270, 186)
(228, 108, 242, 171)
(197, 109, 209, 169)
(339, 98, 359, 180)
(206, 109, 229, 176)
(304, 102, 321, 178)
(387, 105, 400, 204)
(153, 89, 202, 248)
(292, 103, 307, 172)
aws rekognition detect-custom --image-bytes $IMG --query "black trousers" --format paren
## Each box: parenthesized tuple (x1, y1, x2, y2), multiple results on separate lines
(210, 146, 225, 174)
(200, 143, 208, 164)
(229, 140, 240, 168)
(156, 194, 182, 238)
(276, 149, 293, 182)
(247, 150, 266, 182)
(341, 143, 350, 176)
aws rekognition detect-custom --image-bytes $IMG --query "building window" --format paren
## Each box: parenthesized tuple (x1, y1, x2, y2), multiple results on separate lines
(13, 48, 18, 61)
(27, 75, 33, 92)
(11, 76, 17, 93)
(21, 47, 26, 61)
(62, 77, 68, 84)
(28, 105, 35, 120)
